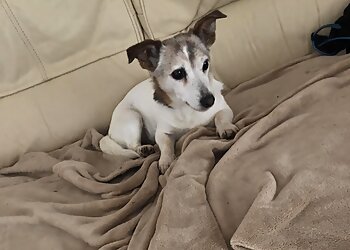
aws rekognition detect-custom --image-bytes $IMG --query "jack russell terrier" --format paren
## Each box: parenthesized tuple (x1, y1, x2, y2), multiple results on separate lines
(100, 10, 238, 174)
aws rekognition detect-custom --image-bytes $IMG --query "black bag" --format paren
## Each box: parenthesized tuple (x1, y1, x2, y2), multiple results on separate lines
(311, 3, 350, 55)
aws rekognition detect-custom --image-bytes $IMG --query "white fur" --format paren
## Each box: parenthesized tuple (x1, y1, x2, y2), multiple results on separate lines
(182, 45, 189, 60)
(100, 76, 236, 173)
(101, 10, 237, 174)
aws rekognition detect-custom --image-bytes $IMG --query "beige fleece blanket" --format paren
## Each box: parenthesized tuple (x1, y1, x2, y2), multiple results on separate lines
(1, 54, 350, 250)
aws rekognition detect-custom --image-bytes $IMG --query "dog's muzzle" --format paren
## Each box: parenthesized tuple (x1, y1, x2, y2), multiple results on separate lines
(200, 93, 215, 109)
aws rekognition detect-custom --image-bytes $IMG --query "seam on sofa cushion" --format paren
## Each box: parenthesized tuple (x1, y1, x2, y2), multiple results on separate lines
(0, 50, 128, 99)
(2, 0, 48, 81)
(1, 0, 47, 81)
(0, 0, 145, 99)
(135, 1, 239, 40)
(123, 0, 144, 42)
(139, 0, 155, 39)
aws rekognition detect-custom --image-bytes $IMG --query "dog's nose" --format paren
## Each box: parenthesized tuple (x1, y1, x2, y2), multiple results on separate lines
(200, 94, 215, 108)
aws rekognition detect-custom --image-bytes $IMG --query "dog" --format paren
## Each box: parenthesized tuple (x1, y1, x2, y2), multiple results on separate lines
(100, 10, 238, 174)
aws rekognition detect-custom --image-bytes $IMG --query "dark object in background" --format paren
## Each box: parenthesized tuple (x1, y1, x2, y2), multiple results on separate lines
(311, 3, 350, 55)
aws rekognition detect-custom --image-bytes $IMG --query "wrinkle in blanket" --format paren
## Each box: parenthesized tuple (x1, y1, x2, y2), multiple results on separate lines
(2, 55, 350, 250)
(0, 124, 233, 249)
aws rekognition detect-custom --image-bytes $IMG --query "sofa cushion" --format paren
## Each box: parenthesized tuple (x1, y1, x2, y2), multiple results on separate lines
(0, 0, 148, 168)
(0, 0, 143, 97)
(131, 0, 237, 39)
(211, 0, 349, 88)
(0, 4, 43, 97)
(0, 52, 147, 168)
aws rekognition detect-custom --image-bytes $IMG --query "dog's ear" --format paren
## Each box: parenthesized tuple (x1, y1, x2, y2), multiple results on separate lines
(193, 10, 227, 48)
(127, 39, 163, 71)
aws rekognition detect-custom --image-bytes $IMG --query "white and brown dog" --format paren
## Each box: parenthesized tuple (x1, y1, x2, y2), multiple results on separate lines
(100, 10, 238, 174)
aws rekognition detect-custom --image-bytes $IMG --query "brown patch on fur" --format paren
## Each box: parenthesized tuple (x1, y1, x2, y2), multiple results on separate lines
(152, 77, 173, 108)
(193, 10, 227, 48)
(127, 40, 162, 72)
(153, 33, 209, 82)
(186, 40, 196, 68)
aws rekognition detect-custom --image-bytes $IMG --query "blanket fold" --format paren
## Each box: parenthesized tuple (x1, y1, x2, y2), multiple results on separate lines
(208, 54, 350, 249)
(1, 54, 350, 250)
(0, 125, 234, 250)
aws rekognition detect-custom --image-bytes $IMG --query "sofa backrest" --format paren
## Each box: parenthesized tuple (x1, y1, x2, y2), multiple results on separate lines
(131, 0, 348, 87)
(0, 0, 348, 167)
(0, 0, 147, 167)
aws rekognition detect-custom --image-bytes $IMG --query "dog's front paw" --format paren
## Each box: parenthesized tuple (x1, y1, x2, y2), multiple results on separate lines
(217, 123, 239, 139)
(158, 154, 175, 174)
(136, 145, 155, 157)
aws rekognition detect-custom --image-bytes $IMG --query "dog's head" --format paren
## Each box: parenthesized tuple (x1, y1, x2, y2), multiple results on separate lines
(127, 10, 226, 111)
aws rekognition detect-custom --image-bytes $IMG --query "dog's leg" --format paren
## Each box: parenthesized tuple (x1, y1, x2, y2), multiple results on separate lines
(106, 108, 154, 157)
(215, 108, 239, 139)
(155, 131, 175, 174)
(99, 136, 140, 158)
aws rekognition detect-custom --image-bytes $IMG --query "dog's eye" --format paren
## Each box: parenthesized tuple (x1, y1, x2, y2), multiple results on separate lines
(171, 68, 187, 80)
(202, 59, 209, 72)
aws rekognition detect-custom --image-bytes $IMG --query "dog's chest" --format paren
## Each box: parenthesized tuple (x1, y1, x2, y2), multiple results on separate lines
(176, 112, 205, 128)
(166, 107, 215, 132)
(139, 106, 212, 142)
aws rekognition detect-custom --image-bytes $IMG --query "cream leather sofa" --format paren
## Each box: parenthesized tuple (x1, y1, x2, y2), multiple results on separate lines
(0, 0, 348, 168)
(2, 1, 350, 250)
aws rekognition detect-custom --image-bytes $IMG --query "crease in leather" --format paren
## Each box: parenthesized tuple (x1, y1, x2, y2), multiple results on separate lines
(139, 0, 155, 39)
(0, 50, 123, 99)
(0, 0, 144, 99)
(123, 0, 144, 42)
(1, 0, 47, 80)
